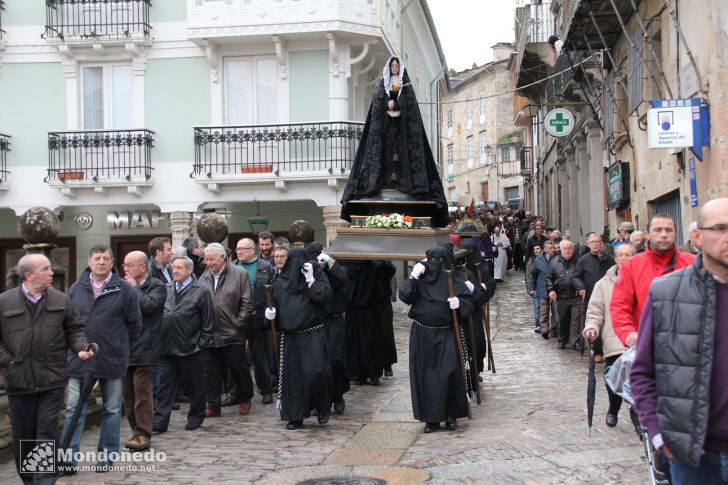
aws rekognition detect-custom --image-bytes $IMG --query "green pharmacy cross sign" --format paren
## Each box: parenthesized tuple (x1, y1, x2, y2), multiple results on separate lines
(544, 108, 575, 138)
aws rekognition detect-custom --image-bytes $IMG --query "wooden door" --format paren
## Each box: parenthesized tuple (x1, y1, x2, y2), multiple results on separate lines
(110, 235, 170, 275)
(481, 182, 489, 201)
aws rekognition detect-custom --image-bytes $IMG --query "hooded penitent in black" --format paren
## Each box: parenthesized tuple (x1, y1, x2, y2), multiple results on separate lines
(339, 57, 449, 227)
(460, 238, 496, 372)
(271, 247, 334, 423)
(342, 260, 390, 383)
(304, 243, 350, 403)
(399, 247, 474, 423)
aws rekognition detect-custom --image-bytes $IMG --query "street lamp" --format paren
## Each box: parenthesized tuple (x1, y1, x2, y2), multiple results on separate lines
(522, 100, 539, 119)
(247, 202, 270, 235)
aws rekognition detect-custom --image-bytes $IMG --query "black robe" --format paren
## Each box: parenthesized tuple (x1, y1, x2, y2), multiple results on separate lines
(460, 239, 496, 372)
(373, 261, 398, 367)
(398, 247, 474, 423)
(272, 248, 334, 422)
(340, 68, 449, 227)
(343, 261, 389, 381)
(305, 242, 351, 402)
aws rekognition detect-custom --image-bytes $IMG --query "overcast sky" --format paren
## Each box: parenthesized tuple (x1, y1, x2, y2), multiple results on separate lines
(427, 0, 517, 72)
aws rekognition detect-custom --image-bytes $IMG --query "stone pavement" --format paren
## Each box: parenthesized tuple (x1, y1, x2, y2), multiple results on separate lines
(0, 272, 648, 484)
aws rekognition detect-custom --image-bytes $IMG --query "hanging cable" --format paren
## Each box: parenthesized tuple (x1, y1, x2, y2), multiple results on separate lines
(563, 44, 603, 131)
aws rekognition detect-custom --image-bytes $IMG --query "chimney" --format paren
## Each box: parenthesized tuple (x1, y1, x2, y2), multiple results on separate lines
(492, 42, 514, 62)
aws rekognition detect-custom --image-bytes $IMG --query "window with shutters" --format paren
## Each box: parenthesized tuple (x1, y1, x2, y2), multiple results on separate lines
(627, 25, 643, 114)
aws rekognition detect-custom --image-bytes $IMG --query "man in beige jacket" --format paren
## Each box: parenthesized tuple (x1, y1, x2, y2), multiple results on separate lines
(583, 243, 634, 428)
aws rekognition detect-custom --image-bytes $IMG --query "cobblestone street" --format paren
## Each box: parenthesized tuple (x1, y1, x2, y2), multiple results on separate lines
(0, 273, 647, 484)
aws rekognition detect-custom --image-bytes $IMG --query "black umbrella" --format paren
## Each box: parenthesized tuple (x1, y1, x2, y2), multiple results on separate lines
(587, 341, 596, 435)
(59, 343, 99, 452)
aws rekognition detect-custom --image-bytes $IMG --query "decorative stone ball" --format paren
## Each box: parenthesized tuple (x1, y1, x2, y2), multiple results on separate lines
(288, 220, 314, 245)
(18, 207, 61, 244)
(197, 213, 229, 243)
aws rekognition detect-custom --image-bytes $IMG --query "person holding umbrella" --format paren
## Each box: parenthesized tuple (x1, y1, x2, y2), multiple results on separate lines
(583, 244, 634, 428)
(1, 254, 92, 484)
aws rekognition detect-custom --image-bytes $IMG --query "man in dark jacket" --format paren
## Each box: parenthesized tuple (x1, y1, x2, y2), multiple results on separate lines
(153, 256, 214, 432)
(546, 240, 582, 350)
(121, 251, 166, 451)
(631, 198, 728, 479)
(1, 254, 91, 484)
(61, 245, 141, 472)
(234, 238, 275, 405)
(530, 241, 556, 338)
(148, 236, 173, 283)
(198, 243, 256, 416)
(573, 233, 616, 303)
(183, 237, 206, 278)
(526, 224, 548, 263)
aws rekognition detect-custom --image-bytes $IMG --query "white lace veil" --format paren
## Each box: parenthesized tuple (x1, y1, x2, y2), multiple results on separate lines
(382, 56, 406, 99)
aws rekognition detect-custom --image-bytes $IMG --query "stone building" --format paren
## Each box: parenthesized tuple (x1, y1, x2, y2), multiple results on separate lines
(440, 43, 525, 209)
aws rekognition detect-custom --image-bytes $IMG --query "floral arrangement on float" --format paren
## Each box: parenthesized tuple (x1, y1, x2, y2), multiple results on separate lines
(363, 213, 413, 229)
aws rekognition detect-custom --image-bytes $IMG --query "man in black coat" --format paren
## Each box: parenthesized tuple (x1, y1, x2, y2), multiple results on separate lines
(61, 245, 141, 472)
(121, 251, 166, 451)
(573, 233, 615, 304)
(183, 237, 205, 278)
(148, 236, 173, 283)
(234, 237, 275, 405)
(1, 254, 91, 484)
(546, 240, 582, 350)
(153, 256, 214, 432)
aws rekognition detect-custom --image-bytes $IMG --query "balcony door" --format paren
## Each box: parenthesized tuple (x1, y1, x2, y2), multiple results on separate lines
(82, 64, 133, 130)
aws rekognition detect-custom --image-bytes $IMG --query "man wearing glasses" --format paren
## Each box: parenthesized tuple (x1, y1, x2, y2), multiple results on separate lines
(611, 213, 695, 348)
(234, 238, 275, 405)
(632, 198, 728, 481)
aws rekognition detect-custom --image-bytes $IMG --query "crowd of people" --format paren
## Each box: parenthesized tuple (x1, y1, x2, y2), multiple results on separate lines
(0, 230, 404, 482)
(2, 197, 726, 483)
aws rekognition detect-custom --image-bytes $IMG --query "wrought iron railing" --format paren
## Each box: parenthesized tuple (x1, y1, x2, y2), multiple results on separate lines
(520, 146, 532, 176)
(44, 0, 152, 42)
(515, 2, 554, 71)
(0, 1, 6, 41)
(0, 133, 10, 183)
(546, 49, 590, 102)
(46, 129, 154, 183)
(192, 121, 365, 178)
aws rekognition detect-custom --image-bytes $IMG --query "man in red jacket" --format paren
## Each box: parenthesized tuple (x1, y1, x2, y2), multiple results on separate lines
(610, 213, 695, 347)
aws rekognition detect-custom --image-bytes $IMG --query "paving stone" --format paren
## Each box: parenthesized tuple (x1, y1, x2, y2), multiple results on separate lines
(324, 448, 403, 465)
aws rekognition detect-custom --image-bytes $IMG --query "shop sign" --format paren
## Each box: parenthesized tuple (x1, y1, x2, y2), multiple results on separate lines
(107, 210, 161, 229)
(544, 108, 574, 138)
(647, 98, 698, 149)
(688, 156, 699, 207)
(607, 161, 630, 210)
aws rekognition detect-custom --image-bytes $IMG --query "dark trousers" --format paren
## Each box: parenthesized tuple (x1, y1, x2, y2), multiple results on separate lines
(205, 344, 254, 411)
(247, 328, 273, 394)
(153, 353, 206, 431)
(557, 297, 582, 346)
(8, 386, 64, 484)
(539, 298, 557, 337)
(122, 366, 154, 439)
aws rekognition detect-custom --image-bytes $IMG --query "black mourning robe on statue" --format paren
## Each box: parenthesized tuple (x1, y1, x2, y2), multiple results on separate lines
(398, 247, 474, 423)
(340, 64, 449, 227)
(304, 243, 350, 403)
(272, 248, 333, 422)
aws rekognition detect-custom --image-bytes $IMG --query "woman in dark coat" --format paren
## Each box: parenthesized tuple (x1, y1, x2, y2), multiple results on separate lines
(268, 248, 333, 430)
(399, 246, 475, 433)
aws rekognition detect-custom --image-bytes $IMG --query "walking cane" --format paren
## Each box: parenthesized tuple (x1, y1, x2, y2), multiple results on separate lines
(263, 285, 279, 372)
(444, 265, 473, 419)
(473, 264, 496, 373)
(459, 265, 482, 405)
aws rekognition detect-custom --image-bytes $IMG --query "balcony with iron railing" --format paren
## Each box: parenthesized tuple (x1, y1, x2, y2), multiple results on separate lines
(546, 49, 591, 102)
(519, 146, 533, 177)
(192, 121, 364, 191)
(514, 2, 556, 99)
(44, 0, 152, 44)
(46, 129, 154, 194)
(0, 133, 10, 186)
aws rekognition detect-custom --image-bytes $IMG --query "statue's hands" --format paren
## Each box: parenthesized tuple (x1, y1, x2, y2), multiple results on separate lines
(387, 100, 395, 110)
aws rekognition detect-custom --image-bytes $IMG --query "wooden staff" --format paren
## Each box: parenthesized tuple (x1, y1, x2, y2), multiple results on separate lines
(444, 266, 473, 419)
(459, 265, 482, 405)
(264, 284, 279, 370)
(474, 264, 496, 373)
